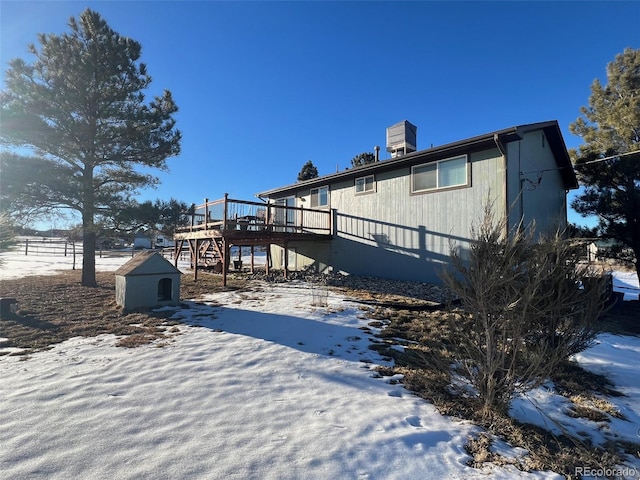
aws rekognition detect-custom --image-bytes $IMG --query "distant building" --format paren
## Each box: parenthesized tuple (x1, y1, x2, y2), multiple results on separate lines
(155, 235, 175, 248)
(133, 231, 152, 249)
(587, 239, 634, 263)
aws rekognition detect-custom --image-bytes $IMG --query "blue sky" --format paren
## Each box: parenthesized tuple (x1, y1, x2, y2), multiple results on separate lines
(1, 1, 639, 228)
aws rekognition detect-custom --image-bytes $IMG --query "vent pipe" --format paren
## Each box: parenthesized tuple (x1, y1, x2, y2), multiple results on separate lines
(374, 145, 380, 162)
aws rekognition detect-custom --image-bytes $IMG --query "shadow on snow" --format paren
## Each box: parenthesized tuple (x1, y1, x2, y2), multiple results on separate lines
(175, 299, 385, 365)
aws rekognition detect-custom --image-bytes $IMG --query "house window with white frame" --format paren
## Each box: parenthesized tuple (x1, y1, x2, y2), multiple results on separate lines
(355, 175, 375, 194)
(310, 186, 329, 207)
(411, 155, 468, 193)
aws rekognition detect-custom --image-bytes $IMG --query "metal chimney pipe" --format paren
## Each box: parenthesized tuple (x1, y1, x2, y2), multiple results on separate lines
(374, 145, 380, 162)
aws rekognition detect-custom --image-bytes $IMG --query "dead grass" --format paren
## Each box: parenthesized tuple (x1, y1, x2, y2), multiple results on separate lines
(341, 291, 640, 479)
(0, 270, 248, 355)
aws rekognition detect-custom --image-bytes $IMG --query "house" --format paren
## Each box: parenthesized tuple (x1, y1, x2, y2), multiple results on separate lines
(133, 231, 152, 249)
(155, 235, 175, 249)
(256, 120, 578, 284)
(587, 238, 634, 264)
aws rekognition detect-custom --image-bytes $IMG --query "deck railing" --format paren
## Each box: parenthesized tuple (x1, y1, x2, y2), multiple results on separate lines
(175, 194, 332, 236)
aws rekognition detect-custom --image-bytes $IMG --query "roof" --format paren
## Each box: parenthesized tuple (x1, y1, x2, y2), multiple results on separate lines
(590, 239, 624, 249)
(257, 120, 578, 198)
(115, 250, 182, 277)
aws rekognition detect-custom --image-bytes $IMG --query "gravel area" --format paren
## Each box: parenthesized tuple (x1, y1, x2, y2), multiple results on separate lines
(248, 270, 456, 306)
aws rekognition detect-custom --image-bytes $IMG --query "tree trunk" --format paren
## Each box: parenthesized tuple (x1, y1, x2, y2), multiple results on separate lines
(81, 225, 97, 287)
(81, 168, 97, 287)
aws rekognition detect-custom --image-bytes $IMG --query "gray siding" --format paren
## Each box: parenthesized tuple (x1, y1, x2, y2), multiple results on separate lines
(274, 147, 506, 283)
(273, 242, 331, 274)
(506, 130, 568, 237)
(329, 149, 505, 283)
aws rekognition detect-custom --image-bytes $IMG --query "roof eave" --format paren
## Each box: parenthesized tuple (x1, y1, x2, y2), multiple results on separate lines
(257, 121, 578, 197)
(257, 133, 503, 198)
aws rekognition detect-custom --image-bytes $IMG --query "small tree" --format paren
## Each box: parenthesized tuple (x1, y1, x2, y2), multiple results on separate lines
(350, 152, 376, 168)
(0, 213, 17, 251)
(441, 206, 608, 418)
(297, 160, 318, 181)
(108, 198, 190, 237)
(66, 224, 83, 270)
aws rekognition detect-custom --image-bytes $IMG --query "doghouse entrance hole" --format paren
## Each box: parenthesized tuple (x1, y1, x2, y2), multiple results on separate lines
(158, 278, 172, 301)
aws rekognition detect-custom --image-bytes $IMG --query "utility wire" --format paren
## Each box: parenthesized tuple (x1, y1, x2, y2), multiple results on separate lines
(520, 150, 639, 176)
(576, 150, 640, 166)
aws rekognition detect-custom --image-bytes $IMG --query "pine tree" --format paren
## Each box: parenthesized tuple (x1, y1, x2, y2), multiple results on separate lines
(107, 198, 190, 237)
(297, 160, 319, 181)
(569, 47, 640, 283)
(0, 9, 181, 286)
(350, 152, 376, 168)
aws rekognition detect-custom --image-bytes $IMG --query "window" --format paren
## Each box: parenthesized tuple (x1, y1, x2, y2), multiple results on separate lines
(355, 175, 375, 194)
(411, 155, 468, 193)
(274, 197, 295, 231)
(310, 186, 329, 207)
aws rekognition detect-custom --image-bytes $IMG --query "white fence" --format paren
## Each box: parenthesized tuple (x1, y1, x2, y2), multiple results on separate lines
(14, 240, 188, 262)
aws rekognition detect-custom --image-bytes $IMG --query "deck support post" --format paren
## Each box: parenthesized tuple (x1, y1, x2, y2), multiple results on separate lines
(222, 239, 229, 286)
(266, 243, 271, 276)
(187, 240, 195, 269)
(223, 193, 229, 231)
(193, 239, 199, 281)
(204, 198, 209, 230)
(174, 239, 184, 268)
(283, 241, 289, 279)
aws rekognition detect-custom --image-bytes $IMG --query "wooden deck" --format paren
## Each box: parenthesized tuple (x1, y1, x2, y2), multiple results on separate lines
(173, 195, 332, 284)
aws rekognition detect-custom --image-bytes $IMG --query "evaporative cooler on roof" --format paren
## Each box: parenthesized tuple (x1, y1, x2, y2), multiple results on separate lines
(386, 120, 417, 158)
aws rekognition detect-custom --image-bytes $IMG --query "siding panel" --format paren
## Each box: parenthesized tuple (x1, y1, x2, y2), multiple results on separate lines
(507, 131, 568, 237)
(323, 148, 505, 283)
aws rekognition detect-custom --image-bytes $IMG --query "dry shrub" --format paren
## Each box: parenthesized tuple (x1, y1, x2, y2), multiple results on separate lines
(567, 394, 624, 421)
(440, 206, 609, 417)
(465, 433, 494, 467)
(116, 333, 158, 348)
(364, 258, 635, 476)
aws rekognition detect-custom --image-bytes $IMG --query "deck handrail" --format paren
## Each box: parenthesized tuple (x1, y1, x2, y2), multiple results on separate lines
(175, 194, 332, 235)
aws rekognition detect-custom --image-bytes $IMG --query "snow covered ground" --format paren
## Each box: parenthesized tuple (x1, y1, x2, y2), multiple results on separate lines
(1, 248, 639, 479)
(613, 270, 640, 301)
(0, 239, 193, 279)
